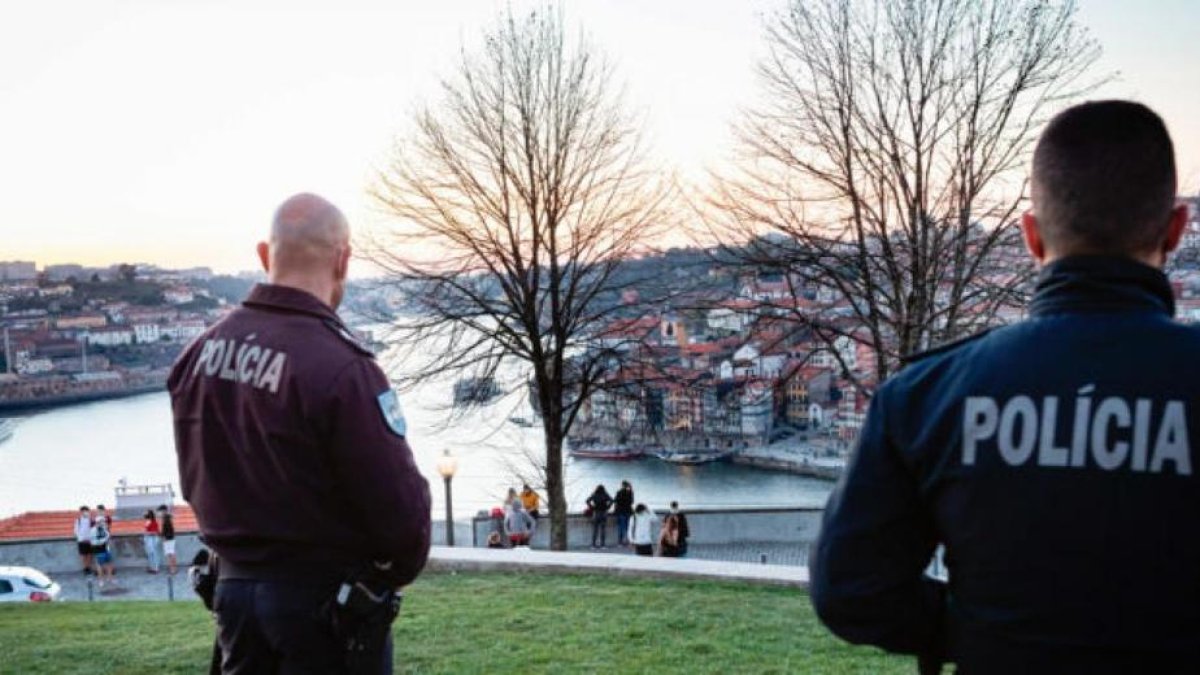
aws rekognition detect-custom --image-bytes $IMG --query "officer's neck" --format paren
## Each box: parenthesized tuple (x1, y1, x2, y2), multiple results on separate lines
(267, 274, 337, 310)
(1038, 249, 1166, 270)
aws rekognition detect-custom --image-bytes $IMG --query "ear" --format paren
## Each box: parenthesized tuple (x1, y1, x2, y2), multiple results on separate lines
(335, 246, 351, 281)
(256, 242, 270, 273)
(1161, 203, 1190, 255)
(1020, 211, 1047, 264)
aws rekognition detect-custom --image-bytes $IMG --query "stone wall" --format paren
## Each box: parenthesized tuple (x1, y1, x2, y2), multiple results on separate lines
(470, 506, 824, 550)
(0, 533, 204, 574)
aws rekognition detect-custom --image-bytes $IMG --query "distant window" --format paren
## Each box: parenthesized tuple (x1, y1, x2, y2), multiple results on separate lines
(0, 580, 12, 594)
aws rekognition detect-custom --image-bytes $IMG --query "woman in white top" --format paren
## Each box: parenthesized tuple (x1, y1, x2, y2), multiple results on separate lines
(627, 503, 659, 556)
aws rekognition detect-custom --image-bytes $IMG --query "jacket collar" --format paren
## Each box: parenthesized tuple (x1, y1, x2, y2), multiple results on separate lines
(1029, 255, 1174, 318)
(242, 283, 342, 323)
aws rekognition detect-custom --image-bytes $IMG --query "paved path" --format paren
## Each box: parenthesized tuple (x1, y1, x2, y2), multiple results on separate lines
(50, 547, 809, 602)
(426, 546, 809, 587)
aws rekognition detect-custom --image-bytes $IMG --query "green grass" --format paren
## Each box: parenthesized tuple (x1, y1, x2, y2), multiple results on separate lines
(0, 572, 909, 674)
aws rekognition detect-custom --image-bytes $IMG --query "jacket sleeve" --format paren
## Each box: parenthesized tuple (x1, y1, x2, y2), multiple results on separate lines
(326, 359, 432, 587)
(808, 385, 945, 656)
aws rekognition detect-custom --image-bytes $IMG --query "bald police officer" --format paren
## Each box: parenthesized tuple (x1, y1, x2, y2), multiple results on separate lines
(169, 193, 431, 674)
(810, 101, 1197, 674)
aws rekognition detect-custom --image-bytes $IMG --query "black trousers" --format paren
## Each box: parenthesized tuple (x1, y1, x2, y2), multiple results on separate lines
(214, 578, 393, 675)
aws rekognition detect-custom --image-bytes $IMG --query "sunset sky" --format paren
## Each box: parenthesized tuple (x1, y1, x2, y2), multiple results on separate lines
(2, 0, 1198, 274)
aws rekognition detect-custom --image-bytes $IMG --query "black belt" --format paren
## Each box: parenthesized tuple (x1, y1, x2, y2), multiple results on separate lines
(218, 557, 348, 583)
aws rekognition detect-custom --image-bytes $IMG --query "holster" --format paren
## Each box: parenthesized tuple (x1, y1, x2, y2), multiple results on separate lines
(322, 567, 403, 673)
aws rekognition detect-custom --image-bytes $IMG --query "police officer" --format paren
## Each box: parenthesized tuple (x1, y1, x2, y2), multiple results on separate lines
(809, 100, 1197, 674)
(169, 193, 431, 674)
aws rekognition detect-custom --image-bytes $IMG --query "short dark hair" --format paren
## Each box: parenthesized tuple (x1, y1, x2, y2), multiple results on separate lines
(1032, 100, 1177, 256)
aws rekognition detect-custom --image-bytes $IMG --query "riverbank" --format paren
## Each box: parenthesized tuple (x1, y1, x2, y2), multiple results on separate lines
(732, 439, 847, 480)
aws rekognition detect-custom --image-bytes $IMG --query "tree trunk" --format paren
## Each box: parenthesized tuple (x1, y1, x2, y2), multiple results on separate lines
(544, 428, 568, 550)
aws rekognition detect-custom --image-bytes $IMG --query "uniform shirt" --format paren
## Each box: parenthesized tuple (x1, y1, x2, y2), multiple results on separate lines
(810, 256, 1200, 674)
(168, 283, 431, 586)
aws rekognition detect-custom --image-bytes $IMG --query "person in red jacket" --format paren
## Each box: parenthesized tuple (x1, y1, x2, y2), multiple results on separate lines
(142, 510, 161, 573)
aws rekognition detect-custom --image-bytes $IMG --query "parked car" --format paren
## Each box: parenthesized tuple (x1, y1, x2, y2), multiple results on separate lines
(0, 566, 61, 602)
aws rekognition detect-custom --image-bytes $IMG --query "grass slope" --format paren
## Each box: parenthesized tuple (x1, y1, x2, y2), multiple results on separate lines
(0, 572, 908, 674)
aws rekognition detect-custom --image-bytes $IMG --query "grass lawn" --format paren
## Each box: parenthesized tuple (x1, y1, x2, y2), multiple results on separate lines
(0, 572, 909, 674)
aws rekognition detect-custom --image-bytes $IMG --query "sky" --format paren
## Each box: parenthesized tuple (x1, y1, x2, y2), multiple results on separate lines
(1, 0, 1198, 274)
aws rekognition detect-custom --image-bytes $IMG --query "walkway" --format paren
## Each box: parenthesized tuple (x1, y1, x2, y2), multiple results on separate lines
(427, 546, 809, 587)
(46, 546, 809, 602)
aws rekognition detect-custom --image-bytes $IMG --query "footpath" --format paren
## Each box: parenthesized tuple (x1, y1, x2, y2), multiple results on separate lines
(51, 546, 809, 602)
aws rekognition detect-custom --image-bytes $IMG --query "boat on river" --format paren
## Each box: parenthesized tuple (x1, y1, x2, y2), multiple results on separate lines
(652, 447, 735, 465)
(569, 443, 644, 460)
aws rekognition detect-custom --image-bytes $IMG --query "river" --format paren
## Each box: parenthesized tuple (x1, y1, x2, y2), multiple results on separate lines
(0, 381, 834, 520)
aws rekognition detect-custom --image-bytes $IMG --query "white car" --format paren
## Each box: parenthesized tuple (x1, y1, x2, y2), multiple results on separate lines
(0, 566, 61, 603)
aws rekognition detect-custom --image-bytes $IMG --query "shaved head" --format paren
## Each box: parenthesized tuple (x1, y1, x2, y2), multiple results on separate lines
(258, 193, 352, 308)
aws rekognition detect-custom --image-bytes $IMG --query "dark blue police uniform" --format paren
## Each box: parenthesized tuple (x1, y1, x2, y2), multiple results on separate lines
(810, 256, 1200, 674)
(169, 284, 431, 674)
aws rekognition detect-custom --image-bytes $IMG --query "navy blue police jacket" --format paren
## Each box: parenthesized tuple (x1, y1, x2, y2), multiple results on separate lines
(168, 284, 431, 586)
(810, 256, 1200, 674)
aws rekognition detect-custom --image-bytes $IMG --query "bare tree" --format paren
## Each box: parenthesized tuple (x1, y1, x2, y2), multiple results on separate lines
(707, 0, 1103, 391)
(368, 7, 668, 550)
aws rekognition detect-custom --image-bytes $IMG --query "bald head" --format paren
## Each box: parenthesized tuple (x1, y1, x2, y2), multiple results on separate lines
(258, 193, 352, 308)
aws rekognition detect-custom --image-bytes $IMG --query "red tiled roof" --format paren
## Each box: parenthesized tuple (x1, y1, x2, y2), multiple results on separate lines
(0, 506, 198, 542)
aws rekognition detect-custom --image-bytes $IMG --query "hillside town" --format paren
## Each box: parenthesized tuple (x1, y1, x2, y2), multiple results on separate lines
(572, 198, 1200, 458)
(3, 195, 1198, 429)
(0, 263, 248, 411)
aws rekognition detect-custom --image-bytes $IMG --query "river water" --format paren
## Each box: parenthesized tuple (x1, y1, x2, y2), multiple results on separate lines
(0, 380, 834, 519)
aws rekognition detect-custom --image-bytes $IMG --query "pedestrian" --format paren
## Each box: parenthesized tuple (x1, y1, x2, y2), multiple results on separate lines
(157, 506, 177, 575)
(519, 484, 540, 519)
(143, 509, 162, 573)
(585, 484, 613, 549)
(810, 101, 1200, 673)
(95, 504, 114, 581)
(658, 513, 681, 558)
(627, 503, 658, 557)
(504, 500, 535, 547)
(669, 501, 690, 557)
(503, 487, 519, 512)
(73, 505, 93, 575)
(169, 193, 431, 674)
(612, 480, 634, 546)
(90, 515, 115, 588)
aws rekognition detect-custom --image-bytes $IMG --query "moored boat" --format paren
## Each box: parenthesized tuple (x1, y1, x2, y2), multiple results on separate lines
(569, 443, 644, 460)
(652, 447, 734, 465)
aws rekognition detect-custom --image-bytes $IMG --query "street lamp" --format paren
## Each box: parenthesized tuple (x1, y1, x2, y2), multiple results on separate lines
(436, 449, 459, 547)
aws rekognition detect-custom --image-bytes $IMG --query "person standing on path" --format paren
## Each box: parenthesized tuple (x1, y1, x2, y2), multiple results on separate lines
(627, 503, 658, 557)
(810, 101, 1200, 674)
(668, 501, 690, 557)
(585, 484, 613, 549)
(73, 506, 93, 575)
(170, 193, 431, 674)
(157, 506, 177, 575)
(142, 509, 162, 573)
(612, 480, 634, 546)
(90, 515, 115, 588)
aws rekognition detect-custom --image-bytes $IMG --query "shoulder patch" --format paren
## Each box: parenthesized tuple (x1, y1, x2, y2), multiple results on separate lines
(324, 319, 374, 358)
(376, 389, 407, 437)
(900, 329, 993, 365)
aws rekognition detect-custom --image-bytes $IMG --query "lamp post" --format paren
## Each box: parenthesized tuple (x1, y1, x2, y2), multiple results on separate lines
(436, 449, 459, 547)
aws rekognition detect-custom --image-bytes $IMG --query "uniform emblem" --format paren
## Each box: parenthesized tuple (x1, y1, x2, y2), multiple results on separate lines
(377, 389, 407, 437)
